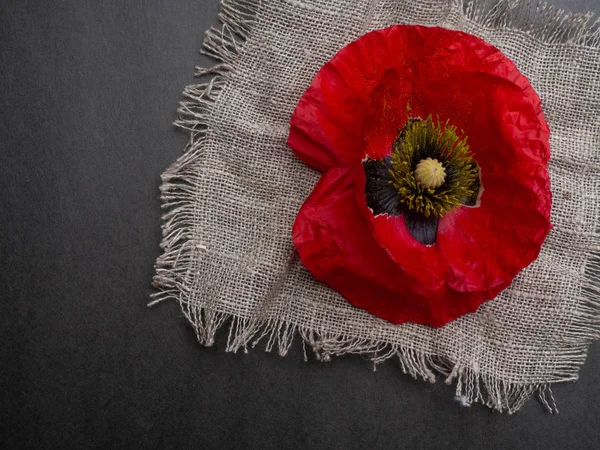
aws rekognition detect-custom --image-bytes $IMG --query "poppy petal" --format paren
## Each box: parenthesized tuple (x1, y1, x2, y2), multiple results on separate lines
(293, 165, 510, 326)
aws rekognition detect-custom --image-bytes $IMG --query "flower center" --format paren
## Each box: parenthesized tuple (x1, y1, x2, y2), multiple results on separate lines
(388, 116, 480, 219)
(362, 116, 482, 245)
(414, 158, 445, 189)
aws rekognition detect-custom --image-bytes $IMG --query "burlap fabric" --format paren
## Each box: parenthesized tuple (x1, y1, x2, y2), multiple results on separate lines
(153, 0, 600, 413)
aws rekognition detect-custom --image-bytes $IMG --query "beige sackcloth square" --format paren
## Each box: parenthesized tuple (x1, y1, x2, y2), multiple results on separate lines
(153, 0, 600, 413)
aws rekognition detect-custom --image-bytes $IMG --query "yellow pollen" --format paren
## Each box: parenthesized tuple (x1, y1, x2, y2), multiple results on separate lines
(414, 158, 446, 189)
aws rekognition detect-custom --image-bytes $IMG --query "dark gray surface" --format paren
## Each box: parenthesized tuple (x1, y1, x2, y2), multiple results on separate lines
(1, 0, 599, 448)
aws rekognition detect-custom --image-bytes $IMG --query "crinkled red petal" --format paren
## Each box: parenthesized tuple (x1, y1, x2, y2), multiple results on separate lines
(292, 166, 508, 326)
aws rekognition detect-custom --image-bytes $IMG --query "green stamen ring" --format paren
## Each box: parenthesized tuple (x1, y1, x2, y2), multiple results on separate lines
(389, 116, 480, 218)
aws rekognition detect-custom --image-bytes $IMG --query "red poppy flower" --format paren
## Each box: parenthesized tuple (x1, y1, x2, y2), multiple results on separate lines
(288, 25, 552, 327)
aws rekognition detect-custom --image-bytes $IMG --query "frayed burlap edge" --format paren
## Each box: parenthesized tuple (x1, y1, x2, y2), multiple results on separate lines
(151, 0, 600, 414)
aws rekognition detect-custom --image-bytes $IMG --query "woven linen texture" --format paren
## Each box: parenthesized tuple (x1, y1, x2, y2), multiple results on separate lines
(153, 0, 600, 413)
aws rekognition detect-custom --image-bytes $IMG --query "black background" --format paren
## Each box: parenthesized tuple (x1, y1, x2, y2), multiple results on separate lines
(2, 0, 600, 448)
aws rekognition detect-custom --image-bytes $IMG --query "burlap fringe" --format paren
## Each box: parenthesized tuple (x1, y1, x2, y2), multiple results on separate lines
(461, 0, 600, 46)
(152, 0, 600, 414)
